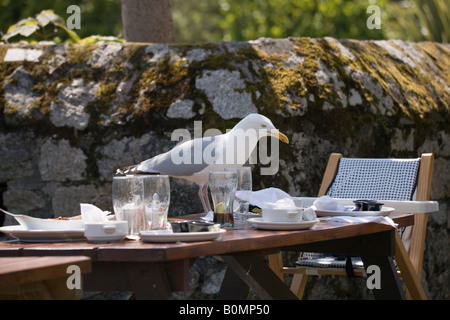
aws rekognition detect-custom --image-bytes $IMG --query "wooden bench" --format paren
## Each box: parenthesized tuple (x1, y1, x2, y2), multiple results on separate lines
(0, 256, 92, 299)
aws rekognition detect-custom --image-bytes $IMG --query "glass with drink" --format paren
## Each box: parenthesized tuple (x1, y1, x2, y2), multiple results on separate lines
(208, 171, 238, 227)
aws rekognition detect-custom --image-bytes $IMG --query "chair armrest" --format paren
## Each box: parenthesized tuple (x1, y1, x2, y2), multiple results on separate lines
(374, 200, 438, 214)
(293, 197, 439, 214)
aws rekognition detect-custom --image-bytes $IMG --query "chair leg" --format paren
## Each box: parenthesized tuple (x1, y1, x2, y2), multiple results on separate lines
(290, 273, 308, 299)
(394, 231, 427, 300)
(268, 253, 285, 281)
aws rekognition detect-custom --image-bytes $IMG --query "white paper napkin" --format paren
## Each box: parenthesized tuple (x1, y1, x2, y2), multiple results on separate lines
(249, 188, 293, 208)
(202, 211, 214, 221)
(313, 195, 346, 211)
(80, 203, 110, 222)
(328, 216, 398, 228)
(263, 197, 297, 210)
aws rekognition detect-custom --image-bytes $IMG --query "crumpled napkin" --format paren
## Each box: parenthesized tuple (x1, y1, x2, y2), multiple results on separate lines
(313, 196, 397, 227)
(263, 197, 297, 210)
(80, 203, 110, 222)
(203, 211, 214, 221)
(328, 216, 398, 228)
(250, 188, 292, 208)
(302, 206, 318, 221)
(313, 195, 345, 211)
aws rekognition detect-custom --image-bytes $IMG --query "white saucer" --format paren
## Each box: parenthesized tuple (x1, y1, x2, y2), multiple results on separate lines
(0, 225, 86, 242)
(314, 206, 394, 217)
(140, 229, 226, 243)
(247, 218, 319, 230)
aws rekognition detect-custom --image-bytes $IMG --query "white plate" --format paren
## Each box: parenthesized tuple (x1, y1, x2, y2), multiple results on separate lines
(248, 218, 319, 230)
(9, 214, 84, 231)
(140, 229, 226, 243)
(0, 225, 86, 242)
(314, 206, 395, 217)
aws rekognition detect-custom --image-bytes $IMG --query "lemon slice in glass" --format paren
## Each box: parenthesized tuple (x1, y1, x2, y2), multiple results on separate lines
(214, 201, 227, 213)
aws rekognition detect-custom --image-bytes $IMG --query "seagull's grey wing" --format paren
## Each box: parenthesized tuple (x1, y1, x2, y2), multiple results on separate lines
(137, 136, 218, 177)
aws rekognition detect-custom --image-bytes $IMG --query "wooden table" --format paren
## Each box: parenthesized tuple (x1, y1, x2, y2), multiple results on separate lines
(0, 213, 413, 300)
(0, 256, 92, 299)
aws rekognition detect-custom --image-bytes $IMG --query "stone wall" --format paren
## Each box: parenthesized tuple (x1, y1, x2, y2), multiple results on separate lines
(0, 38, 448, 299)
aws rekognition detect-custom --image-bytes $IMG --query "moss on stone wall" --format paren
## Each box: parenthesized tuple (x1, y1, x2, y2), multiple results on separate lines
(0, 39, 448, 184)
(1, 38, 449, 199)
(1, 39, 448, 132)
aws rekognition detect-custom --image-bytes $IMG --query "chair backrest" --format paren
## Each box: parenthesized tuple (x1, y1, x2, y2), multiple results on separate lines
(326, 157, 421, 200)
(317, 153, 434, 276)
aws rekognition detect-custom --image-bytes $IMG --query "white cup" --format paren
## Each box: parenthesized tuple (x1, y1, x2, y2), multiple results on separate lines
(262, 207, 303, 222)
(84, 221, 128, 243)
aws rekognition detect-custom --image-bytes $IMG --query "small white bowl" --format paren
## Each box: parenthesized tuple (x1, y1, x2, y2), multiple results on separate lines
(84, 221, 128, 243)
(262, 207, 303, 223)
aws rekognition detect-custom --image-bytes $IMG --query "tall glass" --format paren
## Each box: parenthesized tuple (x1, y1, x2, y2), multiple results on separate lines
(112, 176, 147, 239)
(142, 175, 170, 230)
(208, 171, 238, 227)
(225, 167, 252, 228)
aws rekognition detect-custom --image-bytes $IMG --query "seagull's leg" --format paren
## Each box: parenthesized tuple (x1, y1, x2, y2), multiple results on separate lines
(198, 183, 212, 214)
(202, 182, 212, 212)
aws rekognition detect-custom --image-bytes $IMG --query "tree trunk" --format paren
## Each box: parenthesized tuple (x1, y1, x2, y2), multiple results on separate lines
(121, 0, 174, 43)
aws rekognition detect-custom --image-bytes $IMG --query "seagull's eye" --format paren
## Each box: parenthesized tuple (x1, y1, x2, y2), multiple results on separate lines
(261, 124, 267, 128)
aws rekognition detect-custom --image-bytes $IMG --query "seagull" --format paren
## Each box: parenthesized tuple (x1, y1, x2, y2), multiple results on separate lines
(116, 113, 289, 215)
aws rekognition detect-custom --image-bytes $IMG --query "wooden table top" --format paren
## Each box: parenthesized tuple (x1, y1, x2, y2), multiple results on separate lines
(0, 213, 413, 263)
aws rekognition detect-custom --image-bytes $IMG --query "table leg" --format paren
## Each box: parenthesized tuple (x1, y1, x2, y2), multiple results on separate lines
(217, 264, 250, 300)
(220, 255, 298, 300)
(84, 261, 185, 300)
(127, 262, 172, 300)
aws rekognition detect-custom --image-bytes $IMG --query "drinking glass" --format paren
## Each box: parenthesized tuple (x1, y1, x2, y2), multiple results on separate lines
(142, 175, 170, 230)
(112, 176, 147, 239)
(208, 171, 238, 227)
(225, 167, 252, 228)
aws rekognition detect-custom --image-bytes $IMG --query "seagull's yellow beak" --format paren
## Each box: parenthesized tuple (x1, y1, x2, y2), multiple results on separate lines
(268, 130, 289, 144)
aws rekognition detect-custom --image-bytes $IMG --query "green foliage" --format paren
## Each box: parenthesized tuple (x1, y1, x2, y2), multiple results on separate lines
(1, 8, 124, 44)
(2, 10, 81, 43)
(172, 0, 448, 43)
(0, 0, 448, 44)
(216, 0, 386, 41)
(384, 0, 450, 43)
(172, 0, 387, 42)
(0, 0, 123, 42)
(172, 1, 223, 44)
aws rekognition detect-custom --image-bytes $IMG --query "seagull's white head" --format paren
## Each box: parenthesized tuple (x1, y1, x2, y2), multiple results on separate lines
(232, 113, 289, 144)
